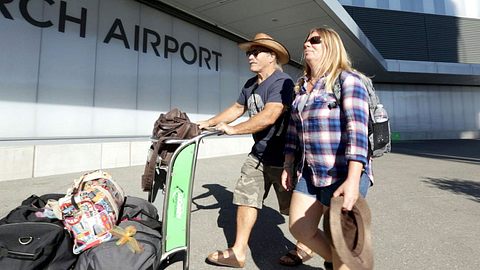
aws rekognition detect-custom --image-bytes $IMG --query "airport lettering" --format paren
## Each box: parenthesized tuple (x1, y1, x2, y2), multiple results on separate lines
(0, 0, 222, 71)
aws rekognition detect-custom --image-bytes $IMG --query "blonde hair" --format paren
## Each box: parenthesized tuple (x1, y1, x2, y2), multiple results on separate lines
(295, 28, 353, 93)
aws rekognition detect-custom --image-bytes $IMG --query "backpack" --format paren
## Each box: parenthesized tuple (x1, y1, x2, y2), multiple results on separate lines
(0, 194, 77, 270)
(58, 170, 125, 254)
(141, 108, 201, 192)
(74, 196, 162, 270)
(333, 72, 391, 158)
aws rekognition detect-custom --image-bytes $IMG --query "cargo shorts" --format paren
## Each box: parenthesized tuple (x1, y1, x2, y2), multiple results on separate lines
(233, 154, 292, 215)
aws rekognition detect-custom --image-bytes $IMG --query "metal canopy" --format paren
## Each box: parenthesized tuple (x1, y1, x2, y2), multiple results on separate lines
(150, 0, 480, 86)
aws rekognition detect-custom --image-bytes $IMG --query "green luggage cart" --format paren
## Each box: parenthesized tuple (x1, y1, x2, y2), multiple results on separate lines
(148, 130, 222, 270)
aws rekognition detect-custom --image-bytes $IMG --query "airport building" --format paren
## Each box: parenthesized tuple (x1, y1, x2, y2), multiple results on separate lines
(1, 0, 479, 180)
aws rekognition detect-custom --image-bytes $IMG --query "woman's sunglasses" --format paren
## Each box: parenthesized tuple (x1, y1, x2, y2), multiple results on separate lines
(306, 36, 322, 45)
(246, 48, 271, 57)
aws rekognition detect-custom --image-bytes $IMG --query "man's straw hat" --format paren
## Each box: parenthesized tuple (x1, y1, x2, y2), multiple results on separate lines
(238, 33, 290, 65)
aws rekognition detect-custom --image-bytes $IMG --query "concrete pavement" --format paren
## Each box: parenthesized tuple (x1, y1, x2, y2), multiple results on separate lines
(1, 139, 479, 269)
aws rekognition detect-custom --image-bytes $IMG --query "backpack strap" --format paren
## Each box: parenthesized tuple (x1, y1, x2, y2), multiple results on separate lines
(332, 71, 344, 106)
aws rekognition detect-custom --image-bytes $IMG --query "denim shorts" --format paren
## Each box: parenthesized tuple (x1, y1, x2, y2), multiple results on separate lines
(294, 168, 371, 206)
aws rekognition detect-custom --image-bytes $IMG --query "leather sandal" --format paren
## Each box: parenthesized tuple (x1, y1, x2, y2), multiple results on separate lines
(207, 248, 245, 268)
(278, 246, 313, 266)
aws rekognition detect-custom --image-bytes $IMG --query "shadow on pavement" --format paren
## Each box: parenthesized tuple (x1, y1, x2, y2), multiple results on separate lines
(422, 177, 480, 203)
(192, 184, 321, 270)
(392, 139, 480, 165)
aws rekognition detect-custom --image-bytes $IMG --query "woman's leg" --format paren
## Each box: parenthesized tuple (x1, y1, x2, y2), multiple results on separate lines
(288, 191, 332, 262)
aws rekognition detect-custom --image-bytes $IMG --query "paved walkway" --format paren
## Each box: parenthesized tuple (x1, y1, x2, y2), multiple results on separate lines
(1, 140, 479, 269)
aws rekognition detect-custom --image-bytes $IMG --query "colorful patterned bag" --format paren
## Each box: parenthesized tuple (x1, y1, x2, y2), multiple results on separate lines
(58, 170, 125, 254)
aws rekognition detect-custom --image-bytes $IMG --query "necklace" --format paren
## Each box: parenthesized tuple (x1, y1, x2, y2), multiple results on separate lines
(308, 77, 319, 86)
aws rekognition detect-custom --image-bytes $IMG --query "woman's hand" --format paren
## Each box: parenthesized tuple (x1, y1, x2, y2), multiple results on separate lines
(333, 178, 360, 211)
(281, 169, 293, 191)
(333, 161, 363, 211)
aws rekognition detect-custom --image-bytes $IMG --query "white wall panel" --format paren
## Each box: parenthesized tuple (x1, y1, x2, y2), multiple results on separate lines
(376, 83, 480, 139)
(451, 89, 465, 130)
(462, 89, 476, 130)
(198, 29, 221, 114)
(0, 0, 41, 138)
(0, 0, 41, 103)
(423, 0, 436, 14)
(137, 5, 173, 112)
(445, 0, 459, 16)
(474, 88, 480, 130)
(34, 143, 101, 177)
(37, 0, 98, 107)
(391, 90, 408, 131)
(388, 0, 401, 11)
(36, 104, 94, 137)
(94, 0, 139, 110)
(377, 0, 389, 9)
(375, 87, 395, 120)
(170, 18, 199, 113)
(0, 101, 36, 137)
(0, 146, 34, 181)
(219, 39, 240, 111)
(238, 49, 253, 94)
(36, 0, 98, 137)
(364, 0, 377, 8)
(439, 91, 454, 131)
(415, 88, 432, 131)
(92, 107, 137, 136)
(428, 88, 443, 131)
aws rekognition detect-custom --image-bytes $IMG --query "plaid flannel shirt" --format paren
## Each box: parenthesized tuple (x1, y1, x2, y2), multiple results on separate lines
(284, 71, 373, 187)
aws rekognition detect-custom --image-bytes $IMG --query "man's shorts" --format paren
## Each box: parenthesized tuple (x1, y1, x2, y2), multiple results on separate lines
(233, 155, 292, 215)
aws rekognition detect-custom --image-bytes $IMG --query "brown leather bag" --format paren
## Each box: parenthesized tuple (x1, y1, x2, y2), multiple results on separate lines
(141, 108, 200, 191)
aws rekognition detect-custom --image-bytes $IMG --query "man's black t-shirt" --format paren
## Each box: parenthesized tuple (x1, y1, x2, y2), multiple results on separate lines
(237, 70, 294, 166)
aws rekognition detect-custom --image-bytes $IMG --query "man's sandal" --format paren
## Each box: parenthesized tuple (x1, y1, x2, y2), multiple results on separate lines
(206, 249, 245, 268)
(278, 246, 314, 266)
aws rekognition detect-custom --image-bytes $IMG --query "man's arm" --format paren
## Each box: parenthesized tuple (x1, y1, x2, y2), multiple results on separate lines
(215, 102, 284, 135)
(197, 102, 245, 129)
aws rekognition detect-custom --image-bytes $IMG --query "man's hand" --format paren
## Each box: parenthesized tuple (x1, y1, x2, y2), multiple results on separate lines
(215, 122, 236, 135)
(197, 120, 211, 130)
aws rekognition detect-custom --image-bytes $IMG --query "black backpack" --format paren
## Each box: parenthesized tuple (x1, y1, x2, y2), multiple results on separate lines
(333, 72, 391, 158)
(0, 194, 77, 270)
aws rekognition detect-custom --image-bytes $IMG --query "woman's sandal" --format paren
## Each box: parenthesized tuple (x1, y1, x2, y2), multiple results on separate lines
(278, 246, 314, 266)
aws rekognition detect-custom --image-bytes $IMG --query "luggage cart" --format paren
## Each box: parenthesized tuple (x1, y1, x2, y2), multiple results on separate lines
(148, 130, 222, 270)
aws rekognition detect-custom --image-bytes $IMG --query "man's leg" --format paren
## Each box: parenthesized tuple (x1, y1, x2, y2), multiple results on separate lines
(207, 155, 264, 268)
(231, 205, 257, 261)
(207, 205, 257, 265)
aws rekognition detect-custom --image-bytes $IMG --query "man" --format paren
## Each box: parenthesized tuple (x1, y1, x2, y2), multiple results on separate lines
(199, 33, 312, 268)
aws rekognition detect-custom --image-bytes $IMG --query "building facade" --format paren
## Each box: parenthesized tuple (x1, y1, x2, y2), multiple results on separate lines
(1, 0, 479, 180)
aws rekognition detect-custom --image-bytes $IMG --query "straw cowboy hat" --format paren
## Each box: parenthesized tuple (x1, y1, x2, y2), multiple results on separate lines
(239, 33, 290, 65)
(324, 197, 374, 270)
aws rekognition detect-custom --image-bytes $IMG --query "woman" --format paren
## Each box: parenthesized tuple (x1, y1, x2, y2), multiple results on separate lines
(281, 27, 373, 270)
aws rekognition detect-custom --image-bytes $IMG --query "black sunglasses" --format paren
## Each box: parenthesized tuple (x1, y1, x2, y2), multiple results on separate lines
(246, 48, 271, 57)
(306, 36, 322, 45)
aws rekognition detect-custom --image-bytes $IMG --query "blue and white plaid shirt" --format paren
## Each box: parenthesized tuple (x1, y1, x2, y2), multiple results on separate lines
(285, 71, 373, 187)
